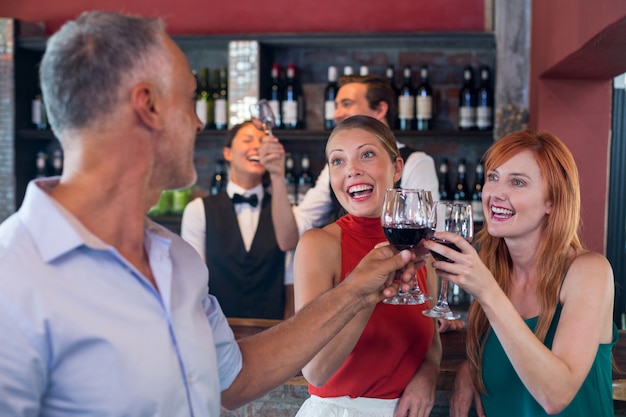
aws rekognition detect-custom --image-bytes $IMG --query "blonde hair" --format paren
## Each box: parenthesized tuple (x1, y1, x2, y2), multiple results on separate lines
(467, 130, 585, 393)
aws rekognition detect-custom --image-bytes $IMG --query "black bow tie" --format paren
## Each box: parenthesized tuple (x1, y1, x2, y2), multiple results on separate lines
(232, 193, 258, 207)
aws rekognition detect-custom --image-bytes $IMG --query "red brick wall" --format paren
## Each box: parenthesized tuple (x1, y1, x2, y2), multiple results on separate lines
(530, 1, 626, 253)
(1, 0, 485, 35)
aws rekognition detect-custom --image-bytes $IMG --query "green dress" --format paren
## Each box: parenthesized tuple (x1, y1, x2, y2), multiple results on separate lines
(481, 304, 618, 416)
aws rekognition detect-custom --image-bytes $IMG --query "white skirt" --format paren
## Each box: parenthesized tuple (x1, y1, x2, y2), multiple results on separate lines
(295, 395, 398, 417)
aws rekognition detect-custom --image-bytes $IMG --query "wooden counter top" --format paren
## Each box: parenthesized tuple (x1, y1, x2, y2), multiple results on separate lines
(227, 317, 467, 390)
(228, 319, 626, 392)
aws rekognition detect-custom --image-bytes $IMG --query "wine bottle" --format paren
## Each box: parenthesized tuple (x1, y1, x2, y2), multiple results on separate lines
(31, 85, 48, 131)
(476, 66, 493, 131)
(210, 160, 226, 195)
(385, 65, 399, 94)
(359, 65, 369, 76)
(324, 66, 338, 131)
(282, 64, 299, 130)
(210, 68, 221, 129)
(51, 149, 63, 176)
(397, 66, 415, 131)
(438, 158, 453, 201)
(296, 67, 306, 129)
(195, 67, 214, 130)
(459, 65, 476, 131)
(285, 154, 297, 205)
(297, 154, 314, 205)
(35, 151, 47, 178)
(415, 65, 433, 131)
(385, 65, 400, 129)
(453, 158, 469, 202)
(471, 160, 485, 224)
(214, 67, 228, 130)
(268, 63, 282, 129)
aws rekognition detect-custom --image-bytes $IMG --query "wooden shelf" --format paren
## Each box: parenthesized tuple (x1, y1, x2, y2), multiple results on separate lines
(196, 128, 494, 142)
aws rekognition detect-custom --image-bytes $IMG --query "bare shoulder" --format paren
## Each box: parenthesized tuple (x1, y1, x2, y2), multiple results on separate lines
(299, 223, 341, 252)
(294, 223, 342, 309)
(570, 250, 613, 274)
(562, 250, 614, 297)
(295, 223, 342, 279)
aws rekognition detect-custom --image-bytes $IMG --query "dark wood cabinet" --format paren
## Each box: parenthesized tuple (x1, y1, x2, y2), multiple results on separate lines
(14, 31, 495, 213)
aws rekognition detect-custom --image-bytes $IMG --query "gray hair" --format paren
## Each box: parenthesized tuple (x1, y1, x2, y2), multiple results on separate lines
(40, 11, 166, 137)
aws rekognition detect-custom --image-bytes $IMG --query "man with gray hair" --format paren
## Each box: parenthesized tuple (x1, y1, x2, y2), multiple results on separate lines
(0, 11, 420, 416)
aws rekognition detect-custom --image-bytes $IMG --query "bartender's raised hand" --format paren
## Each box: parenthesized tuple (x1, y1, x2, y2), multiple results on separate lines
(259, 135, 286, 177)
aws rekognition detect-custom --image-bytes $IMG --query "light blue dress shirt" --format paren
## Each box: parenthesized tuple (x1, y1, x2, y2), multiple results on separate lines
(0, 179, 243, 417)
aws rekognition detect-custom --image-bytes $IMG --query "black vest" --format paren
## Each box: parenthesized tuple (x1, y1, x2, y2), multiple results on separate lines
(203, 192, 285, 319)
(330, 145, 417, 219)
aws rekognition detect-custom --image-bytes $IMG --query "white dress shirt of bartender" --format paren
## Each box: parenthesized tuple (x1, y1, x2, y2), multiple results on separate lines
(0, 10, 421, 417)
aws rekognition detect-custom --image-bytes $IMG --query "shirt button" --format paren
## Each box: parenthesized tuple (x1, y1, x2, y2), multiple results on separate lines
(187, 374, 193, 385)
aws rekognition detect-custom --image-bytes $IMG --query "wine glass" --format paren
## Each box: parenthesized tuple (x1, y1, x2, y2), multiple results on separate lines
(249, 99, 276, 135)
(422, 201, 473, 320)
(409, 189, 434, 303)
(381, 188, 432, 305)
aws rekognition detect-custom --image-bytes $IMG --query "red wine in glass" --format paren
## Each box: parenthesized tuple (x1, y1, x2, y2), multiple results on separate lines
(430, 238, 461, 262)
(383, 225, 429, 252)
(381, 188, 432, 305)
(422, 201, 473, 320)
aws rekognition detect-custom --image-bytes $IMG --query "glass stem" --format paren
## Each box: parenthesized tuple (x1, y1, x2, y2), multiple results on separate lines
(438, 277, 451, 307)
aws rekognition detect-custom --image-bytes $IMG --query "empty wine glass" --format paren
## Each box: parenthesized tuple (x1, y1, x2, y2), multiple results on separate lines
(381, 188, 432, 305)
(422, 201, 473, 320)
(249, 99, 276, 135)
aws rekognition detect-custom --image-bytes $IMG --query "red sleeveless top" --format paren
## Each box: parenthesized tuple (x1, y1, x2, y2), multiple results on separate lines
(309, 214, 435, 399)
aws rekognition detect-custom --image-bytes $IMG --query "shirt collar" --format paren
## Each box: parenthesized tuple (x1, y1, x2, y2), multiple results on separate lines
(18, 179, 113, 263)
(226, 182, 264, 201)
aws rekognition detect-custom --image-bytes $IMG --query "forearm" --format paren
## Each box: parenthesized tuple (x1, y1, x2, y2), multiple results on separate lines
(221, 282, 366, 409)
(301, 306, 373, 386)
(478, 292, 579, 412)
(269, 173, 299, 250)
(221, 246, 414, 409)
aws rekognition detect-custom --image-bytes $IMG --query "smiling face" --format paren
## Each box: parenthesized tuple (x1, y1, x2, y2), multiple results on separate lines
(326, 127, 402, 218)
(482, 149, 553, 241)
(223, 122, 266, 188)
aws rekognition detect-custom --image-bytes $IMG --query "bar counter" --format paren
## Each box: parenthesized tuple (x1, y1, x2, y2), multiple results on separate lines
(222, 317, 468, 417)
(224, 319, 626, 417)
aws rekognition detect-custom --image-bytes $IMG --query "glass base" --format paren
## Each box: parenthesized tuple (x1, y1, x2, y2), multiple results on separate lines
(383, 292, 420, 305)
(422, 305, 461, 320)
(410, 289, 433, 304)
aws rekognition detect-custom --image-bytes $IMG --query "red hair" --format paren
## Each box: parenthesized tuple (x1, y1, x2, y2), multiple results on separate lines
(466, 130, 584, 392)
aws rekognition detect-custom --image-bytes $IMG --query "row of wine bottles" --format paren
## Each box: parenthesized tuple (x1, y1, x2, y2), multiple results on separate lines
(34, 149, 63, 177)
(262, 63, 494, 132)
(210, 153, 315, 206)
(264, 64, 306, 130)
(392, 64, 493, 132)
(30, 63, 491, 134)
(194, 67, 229, 130)
(438, 157, 485, 224)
